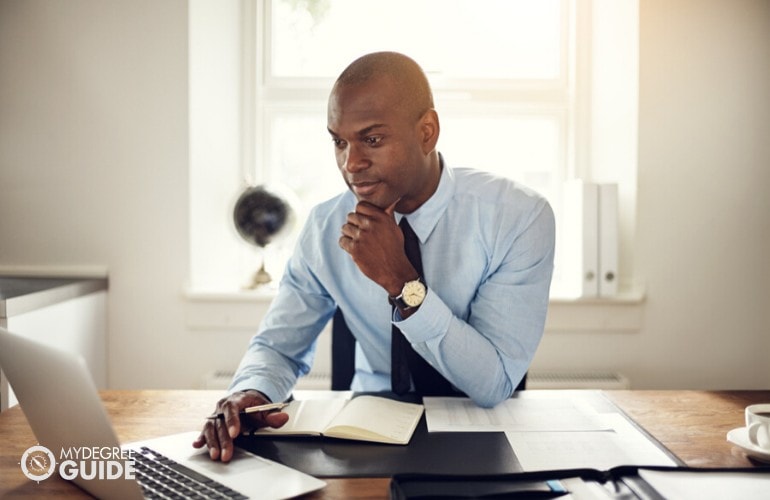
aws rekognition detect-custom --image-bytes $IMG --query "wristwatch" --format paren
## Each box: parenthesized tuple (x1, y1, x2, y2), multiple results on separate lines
(390, 278, 427, 310)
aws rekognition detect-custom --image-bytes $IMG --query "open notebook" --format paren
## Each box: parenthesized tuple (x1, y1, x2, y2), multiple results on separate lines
(252, 396, 424, 444)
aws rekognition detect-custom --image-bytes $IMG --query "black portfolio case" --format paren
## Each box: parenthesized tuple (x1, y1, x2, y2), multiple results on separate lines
(235, 411, 521, 477)
(389, 466, 770, 500)
(234, 391, 679, 479)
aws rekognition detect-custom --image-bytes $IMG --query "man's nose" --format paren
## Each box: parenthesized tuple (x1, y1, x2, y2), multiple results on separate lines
(342, 143, 369, 173)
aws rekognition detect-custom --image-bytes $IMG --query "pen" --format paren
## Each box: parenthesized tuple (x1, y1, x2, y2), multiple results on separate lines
(208, 402, 289, 420)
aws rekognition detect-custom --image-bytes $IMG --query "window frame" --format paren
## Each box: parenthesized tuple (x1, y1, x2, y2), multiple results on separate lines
(249, 0, 582, 288)
(187, 0, 639, 300)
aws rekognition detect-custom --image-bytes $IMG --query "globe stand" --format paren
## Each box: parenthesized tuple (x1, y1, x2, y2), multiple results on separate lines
(233, 184, 297, 290)
(247, 260, 272, 289)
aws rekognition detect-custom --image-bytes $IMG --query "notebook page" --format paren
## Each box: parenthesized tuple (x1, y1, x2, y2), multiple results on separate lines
(259, 399, 347, 435)
(325, 396, 423, 443)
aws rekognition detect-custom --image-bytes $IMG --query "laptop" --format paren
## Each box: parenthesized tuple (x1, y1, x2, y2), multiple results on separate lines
(0, 327, 326, 499)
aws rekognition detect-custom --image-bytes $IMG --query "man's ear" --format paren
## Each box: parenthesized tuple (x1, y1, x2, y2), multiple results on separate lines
(418, 109, 440, 154)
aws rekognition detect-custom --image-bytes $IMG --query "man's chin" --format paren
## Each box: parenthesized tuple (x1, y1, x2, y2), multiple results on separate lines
(350, 190, 393, 210)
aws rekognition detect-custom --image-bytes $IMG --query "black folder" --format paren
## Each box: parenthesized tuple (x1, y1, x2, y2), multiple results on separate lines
(390, 466, 770, 500)
(235, 411, 521, 477)
(234, 391, 679, 478)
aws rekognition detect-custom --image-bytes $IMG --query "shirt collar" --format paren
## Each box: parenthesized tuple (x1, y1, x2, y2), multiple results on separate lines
(396, 153, 454, 244)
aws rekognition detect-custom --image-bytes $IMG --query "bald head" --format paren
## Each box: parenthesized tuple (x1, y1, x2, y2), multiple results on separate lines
(333, 52, 434, 121)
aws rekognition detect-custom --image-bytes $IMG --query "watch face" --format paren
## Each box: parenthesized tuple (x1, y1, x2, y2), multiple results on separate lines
(402, 280, 426, 307)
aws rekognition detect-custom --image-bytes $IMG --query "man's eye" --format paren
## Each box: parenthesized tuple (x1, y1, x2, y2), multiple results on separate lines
(332, 138, 346, 149)
(364, 136, 382, 146)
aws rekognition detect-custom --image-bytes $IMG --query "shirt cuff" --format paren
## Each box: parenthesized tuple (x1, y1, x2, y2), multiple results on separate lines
(393, 288, 452, 344)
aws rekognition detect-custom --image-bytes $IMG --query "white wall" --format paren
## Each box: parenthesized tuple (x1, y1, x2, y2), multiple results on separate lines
(533, 0, 770, 389)
(637, 0, 770, 387)
(0, 0, 194, 388)
(1, 0, 768, 390)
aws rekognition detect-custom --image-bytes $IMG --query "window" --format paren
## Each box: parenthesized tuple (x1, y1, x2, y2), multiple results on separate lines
(188, 0, 639, 297)
(256, 0, 567, 208)
(268, 1, 563, 79)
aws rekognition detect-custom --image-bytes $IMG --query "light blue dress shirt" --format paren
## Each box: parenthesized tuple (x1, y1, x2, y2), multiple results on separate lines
(230, 161, 555, 408)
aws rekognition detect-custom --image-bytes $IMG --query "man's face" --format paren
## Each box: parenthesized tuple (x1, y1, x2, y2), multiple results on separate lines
(327, 77, 434, 213)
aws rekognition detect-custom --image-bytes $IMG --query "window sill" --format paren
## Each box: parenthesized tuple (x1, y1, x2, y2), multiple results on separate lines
(183, 286, 646, 333)
(183, 285, 278, 330)
(546, 289, 646, 332)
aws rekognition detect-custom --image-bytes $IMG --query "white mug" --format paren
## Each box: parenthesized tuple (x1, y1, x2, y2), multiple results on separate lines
(745, 404, 770, 450)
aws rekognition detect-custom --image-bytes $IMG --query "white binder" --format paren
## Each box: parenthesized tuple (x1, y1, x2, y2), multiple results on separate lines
(598, 183, 619, 297)
(562, 180, 599, 297)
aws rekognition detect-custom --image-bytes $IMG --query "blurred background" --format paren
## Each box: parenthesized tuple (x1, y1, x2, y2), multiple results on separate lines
(0, 0, 768, 396)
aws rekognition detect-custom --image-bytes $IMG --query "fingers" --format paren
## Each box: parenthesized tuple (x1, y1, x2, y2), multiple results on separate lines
(196, 391, 273, 462)
(354, 200, 396, 218)
(384, 197, 401, 216)
(220, 398, 243, 439)
(340, 216, 364, 240)
(196, 417, 224, 461)
(192, 433, 205, 449)
(339, 208, 372, 254)
(216, 416, 234, 462)
(197, 411, 287, 463)
(263, 411, 290, 429)
(340, 201, 397, 244)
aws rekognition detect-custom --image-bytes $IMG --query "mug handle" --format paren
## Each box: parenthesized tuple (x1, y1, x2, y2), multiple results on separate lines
(748, 421, 762, 447)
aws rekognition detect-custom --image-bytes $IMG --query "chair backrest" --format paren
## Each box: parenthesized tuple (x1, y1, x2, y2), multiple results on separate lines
(330, 308, 527, 392)
(331, 308, 356, 391)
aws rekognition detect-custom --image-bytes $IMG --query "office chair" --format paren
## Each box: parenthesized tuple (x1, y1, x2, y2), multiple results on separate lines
(330, 308, 527, 393)
(331, 308, 356, 391)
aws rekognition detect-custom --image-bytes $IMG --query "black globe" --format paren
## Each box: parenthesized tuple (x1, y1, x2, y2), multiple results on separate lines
(233, 185, 293, 248)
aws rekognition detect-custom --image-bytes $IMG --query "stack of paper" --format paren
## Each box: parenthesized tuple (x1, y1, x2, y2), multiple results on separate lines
(423, 392, 677, 471)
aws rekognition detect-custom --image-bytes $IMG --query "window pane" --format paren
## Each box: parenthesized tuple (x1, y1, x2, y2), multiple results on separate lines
(270, 0, 563, 80)
(267, 111, 562, 210)
(262, 111, 564, 289)
(268, 112, 346, 210)
(437, 113, 562, 205)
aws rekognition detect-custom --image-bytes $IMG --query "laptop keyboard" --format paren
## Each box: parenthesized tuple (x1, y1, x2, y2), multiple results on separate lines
(134, 446, 248, 500)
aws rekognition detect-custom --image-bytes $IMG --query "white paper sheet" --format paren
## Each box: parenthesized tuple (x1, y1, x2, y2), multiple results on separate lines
(423, 396, 612, 432)
(639, 469, 770, 500)
(505, 414, 677, 471)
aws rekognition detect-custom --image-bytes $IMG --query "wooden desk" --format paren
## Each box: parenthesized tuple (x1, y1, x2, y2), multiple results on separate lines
(1, 390, 767, 499)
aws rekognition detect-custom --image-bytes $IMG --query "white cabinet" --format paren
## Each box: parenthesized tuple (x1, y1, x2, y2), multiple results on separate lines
(0, 277, 107, 411)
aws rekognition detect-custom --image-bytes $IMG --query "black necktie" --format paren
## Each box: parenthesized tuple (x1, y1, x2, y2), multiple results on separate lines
(391, 218, 455, 396)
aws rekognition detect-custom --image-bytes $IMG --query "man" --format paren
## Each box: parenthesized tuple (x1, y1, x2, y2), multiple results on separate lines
(194, 52, 555, 462)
